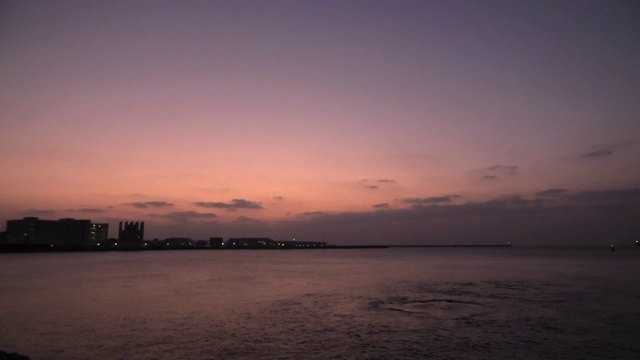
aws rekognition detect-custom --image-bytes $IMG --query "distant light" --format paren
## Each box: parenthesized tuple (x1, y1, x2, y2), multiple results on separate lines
(114, 242, 118, 246)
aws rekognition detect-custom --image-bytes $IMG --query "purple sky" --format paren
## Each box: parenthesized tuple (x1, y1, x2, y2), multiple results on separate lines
(1, 0, 639, 245)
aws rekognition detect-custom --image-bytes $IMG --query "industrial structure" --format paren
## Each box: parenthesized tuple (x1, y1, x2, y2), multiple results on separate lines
(115, 221, 145, 249)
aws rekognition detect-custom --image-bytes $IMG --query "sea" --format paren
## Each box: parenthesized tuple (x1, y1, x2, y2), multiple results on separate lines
(0, 247, 639, 360)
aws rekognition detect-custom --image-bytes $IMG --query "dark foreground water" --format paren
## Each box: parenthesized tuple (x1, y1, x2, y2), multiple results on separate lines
(1, 247, 639, 360)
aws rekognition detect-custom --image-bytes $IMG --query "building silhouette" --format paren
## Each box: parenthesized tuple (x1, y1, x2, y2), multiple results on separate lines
(116, 221, 144, 249)
(3, 217, 108, 249)
(209, 237, 224, 248)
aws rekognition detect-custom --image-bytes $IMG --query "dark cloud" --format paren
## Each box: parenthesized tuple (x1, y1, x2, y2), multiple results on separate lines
(569, 188, 640, 203)
(373, 203, 389, 209)
(155, 211, 218, 223)
(359, 179, 398, 190)
(581, 150, 613, 158)
(536, 189, 569, 197)
(579, 142, 631, 159)
(478, 165, 519, 181)
(23, 209, 56, 217)
(232, 216, 265, 225)
(399, 195, 461, 206)
(270, 187, 640, 246)
(487, 165, 519, 175)
(133, 187, 639, 246)
(128, 201, 174, 209)
(66, 208, 105, 213)
(193, 199, 263, 211)
(301, 211, 330, 217)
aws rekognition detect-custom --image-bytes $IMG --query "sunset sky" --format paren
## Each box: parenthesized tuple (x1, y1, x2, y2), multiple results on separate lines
(1, 0, 639, 245)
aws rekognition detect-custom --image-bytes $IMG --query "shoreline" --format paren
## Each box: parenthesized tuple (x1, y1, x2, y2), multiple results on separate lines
(0, 243, 516, 253)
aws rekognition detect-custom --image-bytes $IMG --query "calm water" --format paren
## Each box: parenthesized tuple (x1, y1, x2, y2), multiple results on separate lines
(1, 247, 639, 360)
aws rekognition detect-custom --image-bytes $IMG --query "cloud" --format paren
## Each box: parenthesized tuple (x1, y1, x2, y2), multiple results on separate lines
(275, 187, 640, 246)
(373, 203, 389, 209)
(66, 208, 105, 213)
(22, 209, 57, 217)
(358, 179, 399, 190)
(581, 150, 613, 158)
(273, 196, 284, 201)
(478, 165, 519, 181)
(398, 195, 461, 206)
(124, 187, 639, 246)
(128, 201, 174, 209)
(536, 189, 569, 198)
(579, 142, 631, 159)
(155, 211, 218, 223)
(194, 199, 263, 211)
(487, 165, 519, 175)
(301, 211, 330, 217)
(232, 216, 265, 225)
(569, 188, 640, 203)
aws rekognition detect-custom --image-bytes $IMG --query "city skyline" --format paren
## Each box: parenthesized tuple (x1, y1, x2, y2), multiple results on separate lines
(1, 1, 639, 245)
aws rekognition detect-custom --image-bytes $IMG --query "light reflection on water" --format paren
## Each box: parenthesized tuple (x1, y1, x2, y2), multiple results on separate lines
(1, 247, 639, 359)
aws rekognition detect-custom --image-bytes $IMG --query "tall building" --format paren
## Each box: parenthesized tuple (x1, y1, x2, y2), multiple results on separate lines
(117, 221, 144, 249)
(3, 217, 108, 248)
(89, 223, 109, 246)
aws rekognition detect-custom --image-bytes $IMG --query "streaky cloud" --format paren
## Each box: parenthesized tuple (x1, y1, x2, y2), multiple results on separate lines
(476, 164, 519, 181)
(280, 187, 639, 246)
(486, 165, 519, 175)
(579, 142, 631, 159)
(232, 216, 265, 225)
(373, 203, 389, 209)
(399, 195, 461, 205)
(301, 211, 330, 217)
(155, 211, 218, 224)
(581, 149, 613, 158)
(536, 188, 569, 197)
(128, 201, 174, 209)
(194, 199, 263, 211)
(66, 208, 105, 213)
(359, 178, 398, 190)
(569, 188, 640, 203)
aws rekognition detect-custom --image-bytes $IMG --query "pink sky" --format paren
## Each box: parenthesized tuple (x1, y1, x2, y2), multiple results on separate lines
(1, 1, 639, 245)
